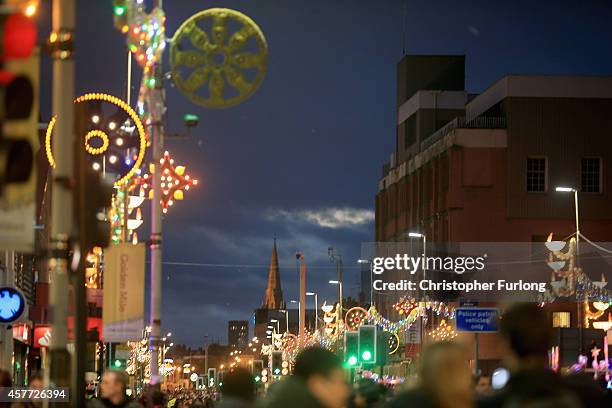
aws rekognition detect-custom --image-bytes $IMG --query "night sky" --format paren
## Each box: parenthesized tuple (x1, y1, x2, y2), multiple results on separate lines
(37, 0, 612, 346)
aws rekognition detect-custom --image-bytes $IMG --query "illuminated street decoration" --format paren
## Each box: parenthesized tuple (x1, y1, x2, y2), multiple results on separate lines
(109, 186, 145, 245)
(322, 302, 340, 338)
(170, 8, 268, 108)
(45, 93, 147, 186)
(85, 246, 103, 289)
(367, 301, 455, 333)
(345, 307, 369, 330)
(428, 319, 458, 341)
(544, 233, 611, 305)
(388, 332, 400, 355)
(136, 151, 198, 214)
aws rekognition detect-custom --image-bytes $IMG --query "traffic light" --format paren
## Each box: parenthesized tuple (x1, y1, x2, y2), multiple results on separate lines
(207, 368, 216, 388)
(358, 325, 377, 364)
(252, 359, 263, 375)
(344, 331, 359, 367)
(0, 12, 38, 251)
(217, 370, 224, 387)
(113, 0, 128, 31)
(281, 360, 290, 376)
(271, 350, 282, 376)
(74, 103, 114, 252)
(113, 359, 126, 368)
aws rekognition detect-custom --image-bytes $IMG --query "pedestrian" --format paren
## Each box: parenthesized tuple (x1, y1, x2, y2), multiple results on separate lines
(473, 374, 491, 397)
(87, 369, 142, 408)
(261, 347, 350, 408)
(351, 378, 386, 408)
(478, 303, 582, 408)
(216, 368, 254, 408)
(386, 341, 473, 408)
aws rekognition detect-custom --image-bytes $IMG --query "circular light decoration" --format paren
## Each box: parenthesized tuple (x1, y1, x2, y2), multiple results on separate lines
(345, 307, 369, 330)
(84, 130, 110, 155)
(0, 287, 26, 324)
(45, 93, 147, 186)
(388, 332, 400, 355)
(170, 8, 268, 108)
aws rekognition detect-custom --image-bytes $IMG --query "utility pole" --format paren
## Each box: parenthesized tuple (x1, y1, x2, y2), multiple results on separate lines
(149, 0, 165, 384)
(204, 335, 209, 374)
(48, 0, 75, 391)
(297, 254, 306, 347)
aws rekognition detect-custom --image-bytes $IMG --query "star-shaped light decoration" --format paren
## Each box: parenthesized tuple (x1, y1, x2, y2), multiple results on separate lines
(137, 151, 198, 213)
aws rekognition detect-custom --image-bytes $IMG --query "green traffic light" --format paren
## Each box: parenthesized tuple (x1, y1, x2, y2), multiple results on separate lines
(348, 356, 358, 366)
(274, 368, 280, 375)
(254, 376, 261, 382)
(362, 351, 372, 361)
(114, 6, 126, 16)
(113, 360, 122, 367)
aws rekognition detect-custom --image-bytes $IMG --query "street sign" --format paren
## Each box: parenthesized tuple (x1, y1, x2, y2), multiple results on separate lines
(0, 286, 26, 323)
(456, 308, 499, 332)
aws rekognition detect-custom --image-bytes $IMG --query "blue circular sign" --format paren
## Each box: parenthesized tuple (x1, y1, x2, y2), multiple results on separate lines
(0, 287, 25, 324)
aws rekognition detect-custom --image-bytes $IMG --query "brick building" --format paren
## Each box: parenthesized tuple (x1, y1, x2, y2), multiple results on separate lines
(375, 55, 612, 370)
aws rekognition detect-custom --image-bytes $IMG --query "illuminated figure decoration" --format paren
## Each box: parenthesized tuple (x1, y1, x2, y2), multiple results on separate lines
(322, 302, 340, 338)
(170, 8, 268, 108)
(136, 151, 198, 214)
(388, 332, 400, 355)
(45, 93, 147, 186)
(428, 319, 458, 341)
(345, 307, 369, 330)
(544, 233, 610, 306)
(85, 247, 103, 289)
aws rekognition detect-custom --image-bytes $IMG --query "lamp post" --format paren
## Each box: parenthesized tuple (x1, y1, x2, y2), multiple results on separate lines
(555, 187, 580, 256)
(270, 319, 280, 333)
(280, 310, 289, 333)
(555, 186, 582, 352)
(358, 259, 373, 307)
(406, 232, 427, 346)
(328, 248, 343, 325)
(306, 292, 318, 332)
(329, 280, 343, 322)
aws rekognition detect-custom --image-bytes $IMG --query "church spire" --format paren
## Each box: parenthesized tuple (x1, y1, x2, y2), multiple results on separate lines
(263, 238, 284, 309)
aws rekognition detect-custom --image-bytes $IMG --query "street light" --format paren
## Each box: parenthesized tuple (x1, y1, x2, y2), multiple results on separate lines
(306, 292, 318, 332)
(270, 320, 280, 332)
(555, 186, 580, 256)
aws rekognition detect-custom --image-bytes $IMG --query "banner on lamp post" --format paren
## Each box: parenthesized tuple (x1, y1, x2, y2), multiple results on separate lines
(103, 243, 145, 342)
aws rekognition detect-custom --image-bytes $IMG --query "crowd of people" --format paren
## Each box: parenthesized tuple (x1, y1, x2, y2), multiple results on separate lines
(88, 303, 610, 408)
(0, 303, 610, 407)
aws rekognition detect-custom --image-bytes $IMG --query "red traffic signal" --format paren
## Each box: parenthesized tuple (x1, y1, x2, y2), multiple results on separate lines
(1, 13, 37, 60)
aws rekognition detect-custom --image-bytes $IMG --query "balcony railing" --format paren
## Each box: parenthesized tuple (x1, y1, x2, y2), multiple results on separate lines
(421, 116, 507, 150)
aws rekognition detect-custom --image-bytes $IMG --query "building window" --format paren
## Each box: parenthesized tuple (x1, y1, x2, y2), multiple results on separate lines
(552, 311, 571, 328)
(526, 157, 547, 192)
(581, 157, 601, 193)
